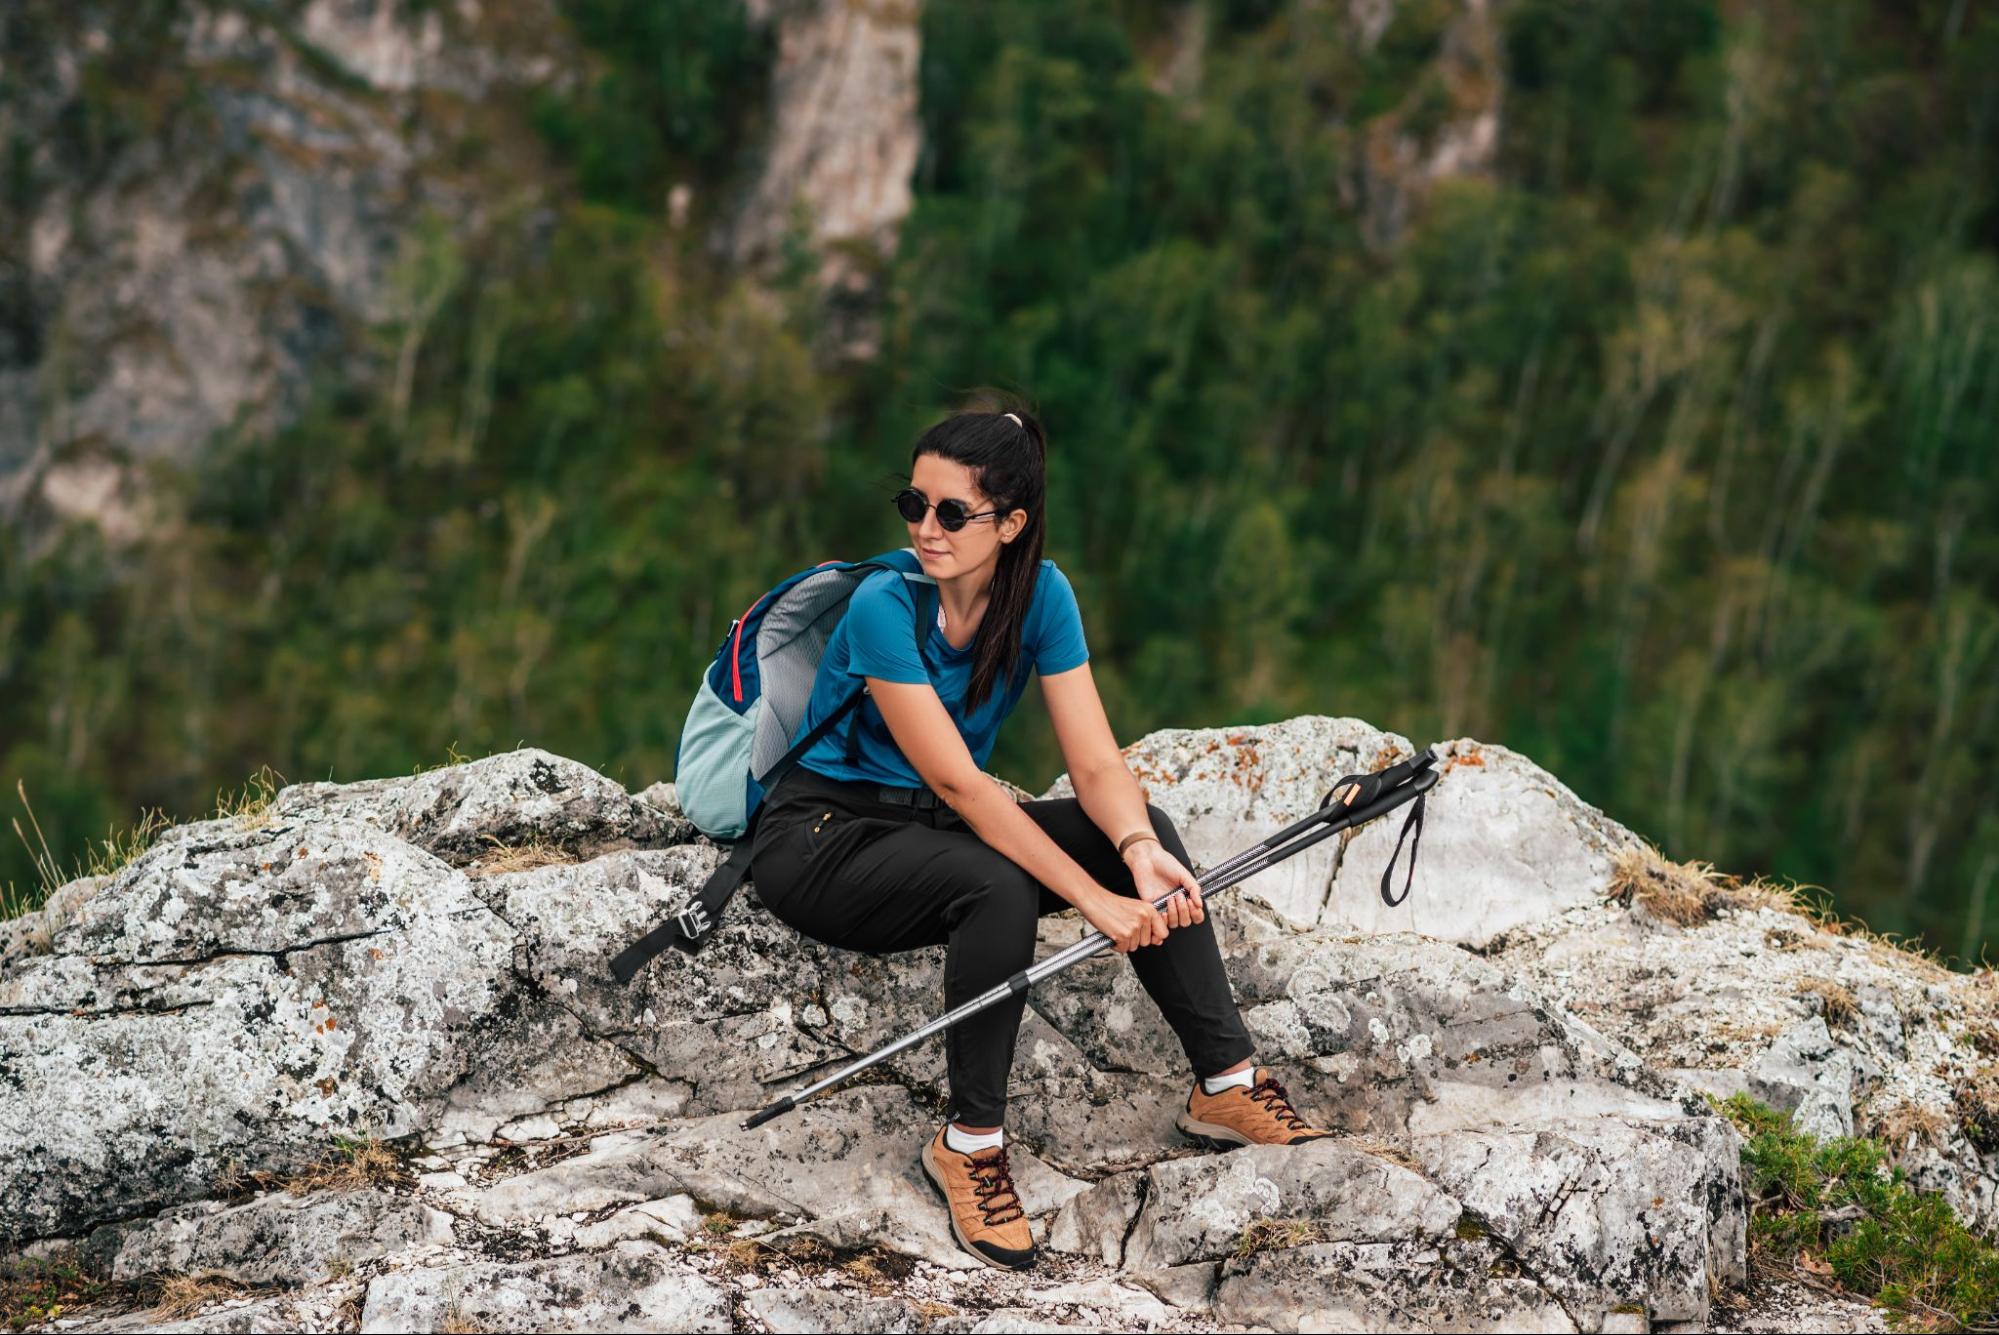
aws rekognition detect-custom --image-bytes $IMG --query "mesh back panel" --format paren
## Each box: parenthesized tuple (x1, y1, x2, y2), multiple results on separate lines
(751, 568, 867, 778)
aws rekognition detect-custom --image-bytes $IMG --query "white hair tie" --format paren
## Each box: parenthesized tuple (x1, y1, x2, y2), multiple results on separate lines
(1003, 412, 1022, 427)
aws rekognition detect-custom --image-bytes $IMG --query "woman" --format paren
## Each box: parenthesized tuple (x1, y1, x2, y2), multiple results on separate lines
(747, 401, 1333, 1273)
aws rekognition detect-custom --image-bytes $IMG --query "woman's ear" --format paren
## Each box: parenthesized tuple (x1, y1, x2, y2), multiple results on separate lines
(1000, 509, 1029, 544)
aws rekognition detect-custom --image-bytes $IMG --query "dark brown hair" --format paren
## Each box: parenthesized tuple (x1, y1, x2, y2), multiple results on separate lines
(906, 395, 1048, 713)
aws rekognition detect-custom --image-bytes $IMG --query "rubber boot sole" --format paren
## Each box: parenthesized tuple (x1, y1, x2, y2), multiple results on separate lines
(918, 1140, 1038, 1272)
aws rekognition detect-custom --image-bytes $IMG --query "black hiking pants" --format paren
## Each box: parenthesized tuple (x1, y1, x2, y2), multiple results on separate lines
(747, 766, 1256, 1127)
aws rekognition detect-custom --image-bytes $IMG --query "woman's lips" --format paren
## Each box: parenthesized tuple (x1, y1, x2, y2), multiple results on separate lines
(921, 547, 950, 558)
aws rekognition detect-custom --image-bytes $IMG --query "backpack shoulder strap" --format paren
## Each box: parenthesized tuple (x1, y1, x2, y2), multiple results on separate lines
(843, 570, 936, 767)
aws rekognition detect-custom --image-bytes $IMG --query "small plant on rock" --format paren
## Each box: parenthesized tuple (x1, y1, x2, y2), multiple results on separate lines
(2, 1251, 115, 1331)
(1717, 1093, 1999, 1331)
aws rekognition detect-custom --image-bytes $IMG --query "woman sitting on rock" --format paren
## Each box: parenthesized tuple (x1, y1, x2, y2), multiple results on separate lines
(748, 400, 1333, 1273)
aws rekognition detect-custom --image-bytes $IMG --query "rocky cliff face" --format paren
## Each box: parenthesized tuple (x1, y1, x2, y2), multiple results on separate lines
(0, 0, 929, 540)
(3, 0, 1517, 545)
(5, 717, 1977, 1332)
(0, 0, 579, 537)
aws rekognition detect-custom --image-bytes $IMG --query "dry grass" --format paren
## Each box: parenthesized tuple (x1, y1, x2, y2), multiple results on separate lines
(282, 1134, 413, 1194)
(723, 1238, 771, 1270)
(411, 742, 476, 776)
(4, 742, 484, 924)
(1955, 1069, 1999, 1153)
(1797, 977, 1859, 1027)
(1338, 1134, 1425, 1172)
(1606, 845, 1770, 925)
(150, 1275, 247, 1321)
(438, 1301, 484, 1333)
(463, 833, 577, 879)
(6, 763, 289, 925)
(1605, 843, 1955, 980)
(213, 764, 286, 833)
(834, 1248, 917, 1292)
(1868, 1100, 1956, 1153)
(1232, 1216, 1324, 1259)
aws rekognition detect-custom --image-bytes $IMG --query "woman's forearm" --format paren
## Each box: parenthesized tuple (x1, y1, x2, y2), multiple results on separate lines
(947, 780, 1104, 908)
(1068, 759, 1154, 854)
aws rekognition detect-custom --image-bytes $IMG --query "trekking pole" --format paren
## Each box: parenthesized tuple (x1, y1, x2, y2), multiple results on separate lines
(740, 745, 1440, 1131)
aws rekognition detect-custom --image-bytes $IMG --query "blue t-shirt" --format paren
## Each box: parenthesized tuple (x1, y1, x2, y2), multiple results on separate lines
(789, 558, 1090, 787)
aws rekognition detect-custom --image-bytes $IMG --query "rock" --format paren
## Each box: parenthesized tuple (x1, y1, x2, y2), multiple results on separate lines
(1213, 1237, 1579, 1334)
(69, 1295, 302, 1333)
(727, 0, 924, 357)
(270, 746, 690, 865)
(1048, 1138, 1458, 1272)
(634, 781, 682, 819)
(1746, 1017, 1858, 1140)
(2, 1, 580, 545)
(0, 813, 516, 1245)
(1123, 1260, 1219, 1309)
(1044, 1168, 1146, 1263)
(356, 1242, 732, 1333)
(1054, 721, 1639, 948)
(1410, 1083, 1746, 1325)
(1491, 878, 1999, 1232)
(741, 1288, 943, 1333)
(89, 1188, 452, 1287)
(13, 720, 1978, 1334)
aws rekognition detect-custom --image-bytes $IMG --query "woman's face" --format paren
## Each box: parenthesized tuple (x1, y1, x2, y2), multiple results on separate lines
(907, 453, 1026, 577)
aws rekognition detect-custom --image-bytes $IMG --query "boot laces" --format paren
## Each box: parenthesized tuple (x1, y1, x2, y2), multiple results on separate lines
(967, 1147, 1025, 1225)
(1249, 1075, 1309, 1131)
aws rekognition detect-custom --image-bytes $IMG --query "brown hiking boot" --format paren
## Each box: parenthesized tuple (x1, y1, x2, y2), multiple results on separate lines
(919, 1125, 1037, 1270)
(1176, 1066, 1333, 1148)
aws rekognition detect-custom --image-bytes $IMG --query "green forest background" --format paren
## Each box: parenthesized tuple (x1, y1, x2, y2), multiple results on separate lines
(4, 0, 1996, 961)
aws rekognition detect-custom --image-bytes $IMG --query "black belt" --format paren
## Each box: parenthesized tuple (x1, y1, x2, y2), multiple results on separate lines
(874, 782, 944, 811)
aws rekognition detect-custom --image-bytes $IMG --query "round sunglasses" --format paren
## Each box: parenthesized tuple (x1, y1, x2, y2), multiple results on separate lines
(891, 487, 1007, 532)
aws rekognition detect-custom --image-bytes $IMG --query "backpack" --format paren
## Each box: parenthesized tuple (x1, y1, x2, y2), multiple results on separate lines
(610, 546, 939, 980)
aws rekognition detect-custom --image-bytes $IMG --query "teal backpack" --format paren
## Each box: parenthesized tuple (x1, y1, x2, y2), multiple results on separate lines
(612, 546, 937, 978)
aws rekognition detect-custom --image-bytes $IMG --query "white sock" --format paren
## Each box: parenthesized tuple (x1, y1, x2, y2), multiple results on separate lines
(945, 1123, 1005, 1154)
(1201, 1066, 1256, 1095)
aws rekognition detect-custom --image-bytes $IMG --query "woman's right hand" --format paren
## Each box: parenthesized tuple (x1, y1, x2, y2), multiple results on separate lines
(1081, 890, 1170, 953)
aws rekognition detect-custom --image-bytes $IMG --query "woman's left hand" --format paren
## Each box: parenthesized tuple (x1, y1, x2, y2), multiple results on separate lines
(1124, 841, 1205, 929)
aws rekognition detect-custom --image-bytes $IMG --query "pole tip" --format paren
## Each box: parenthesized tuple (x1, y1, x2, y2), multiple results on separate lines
(740, 1096, 796, 1130)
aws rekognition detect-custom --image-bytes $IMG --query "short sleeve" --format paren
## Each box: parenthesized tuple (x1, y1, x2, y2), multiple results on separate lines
(1033, 560, 1089, 676)
(844, 571, 930, 684)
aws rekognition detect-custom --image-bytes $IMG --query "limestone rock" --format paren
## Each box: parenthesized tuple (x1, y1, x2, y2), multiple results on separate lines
(89, 1189, 452, 1287)
(1746, 1016, 1859, 1140)
(270, 746, 690, 866)
(0, 813, 515, 1245)
(356, 1242, 732, 1333)
(4, 721, 1976, 1335)
(1056, 721, 1639, 948)
(1214, 1237, 1579, 1334)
